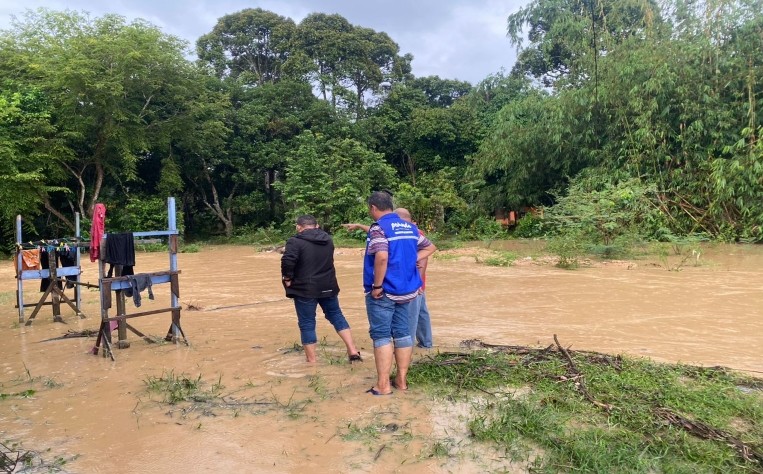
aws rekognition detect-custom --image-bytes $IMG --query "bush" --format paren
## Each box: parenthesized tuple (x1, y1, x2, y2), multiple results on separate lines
(181, 243, 201, 253)
(455, 216, 506, 241)
(513, 214, 546, 238)
(546, 231, 586, 269)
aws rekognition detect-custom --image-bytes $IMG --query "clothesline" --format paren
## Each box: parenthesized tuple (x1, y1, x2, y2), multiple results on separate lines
(16, 239, 90, 251)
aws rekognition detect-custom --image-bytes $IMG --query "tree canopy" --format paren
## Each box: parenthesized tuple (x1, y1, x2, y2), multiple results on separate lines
(1, 1, 761, 248)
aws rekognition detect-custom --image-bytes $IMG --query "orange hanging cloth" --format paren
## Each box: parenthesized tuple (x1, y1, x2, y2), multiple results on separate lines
(21, 249, 41, 270)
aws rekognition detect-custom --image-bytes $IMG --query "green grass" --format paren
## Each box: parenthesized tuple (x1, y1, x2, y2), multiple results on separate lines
(180, 243, 201, 253)
(476, 251, 518, 267)
(143, 370, 223, 404)
(408, 348, 763, 473)
(135, 242, 167, 252)
(433, 252, 461, 261)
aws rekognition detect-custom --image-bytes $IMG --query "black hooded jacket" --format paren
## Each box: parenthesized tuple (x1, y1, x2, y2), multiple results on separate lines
(281, 228, 340, 299)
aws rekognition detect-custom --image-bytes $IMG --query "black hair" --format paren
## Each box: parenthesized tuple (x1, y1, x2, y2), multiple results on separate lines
(368, 191, 394, 211)
(296, 215, 318, 226)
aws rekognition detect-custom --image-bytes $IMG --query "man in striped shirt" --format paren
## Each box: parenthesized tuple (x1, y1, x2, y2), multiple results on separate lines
(362, 191, 436, 395)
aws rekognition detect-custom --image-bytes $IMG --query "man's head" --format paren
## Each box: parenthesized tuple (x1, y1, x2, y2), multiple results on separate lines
(367, 191, 394, 220)
(394, 207, 413, 223)
(296, 215, 318, 232)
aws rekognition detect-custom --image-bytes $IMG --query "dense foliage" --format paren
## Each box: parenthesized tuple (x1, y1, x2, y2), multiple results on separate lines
(1, 1, 761, 247)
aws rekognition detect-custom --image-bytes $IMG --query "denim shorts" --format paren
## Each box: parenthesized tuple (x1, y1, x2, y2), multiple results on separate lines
(293, 295, 350, 345)
(365, 293, 413, 348)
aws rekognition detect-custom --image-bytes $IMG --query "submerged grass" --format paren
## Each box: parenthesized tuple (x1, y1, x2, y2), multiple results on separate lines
(408, 344, 763, 473)
(144, 370, 223, 404)
(0, 365, 62, 400)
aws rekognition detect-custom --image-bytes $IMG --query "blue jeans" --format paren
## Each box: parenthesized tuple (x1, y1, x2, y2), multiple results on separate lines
(416, 292, 432, 349)
(409, 292, 432, 348)
(293, 295, 350, 345)
(365, 293, 413, 348)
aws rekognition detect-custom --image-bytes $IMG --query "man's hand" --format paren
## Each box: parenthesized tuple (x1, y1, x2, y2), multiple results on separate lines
(342, 223, 370, 232)
(371, 287, 384, 299)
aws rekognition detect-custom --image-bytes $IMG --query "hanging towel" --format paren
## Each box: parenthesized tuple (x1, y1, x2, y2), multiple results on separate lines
(90, 203, 106, 262)
(104, 233, 135, 266)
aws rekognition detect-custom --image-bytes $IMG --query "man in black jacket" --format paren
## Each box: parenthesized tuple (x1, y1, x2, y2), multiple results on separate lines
(281, 215, 362, 363)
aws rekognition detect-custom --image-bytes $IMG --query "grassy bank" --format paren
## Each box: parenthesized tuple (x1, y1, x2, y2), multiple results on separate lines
(408, 339, 763, 473)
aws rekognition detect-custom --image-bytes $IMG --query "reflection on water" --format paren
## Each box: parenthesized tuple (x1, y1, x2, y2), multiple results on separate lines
(0, 243, 761, 472)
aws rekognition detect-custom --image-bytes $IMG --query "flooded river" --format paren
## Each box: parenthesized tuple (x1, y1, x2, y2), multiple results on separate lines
(0, 243, 761, 472)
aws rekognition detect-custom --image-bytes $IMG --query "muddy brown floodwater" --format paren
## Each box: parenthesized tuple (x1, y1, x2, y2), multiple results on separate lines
(0, 243, 761, 473)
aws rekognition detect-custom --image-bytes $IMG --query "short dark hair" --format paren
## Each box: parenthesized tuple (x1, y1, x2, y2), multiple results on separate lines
(368, 191, 393, 211)
(296, 215, 317, 226)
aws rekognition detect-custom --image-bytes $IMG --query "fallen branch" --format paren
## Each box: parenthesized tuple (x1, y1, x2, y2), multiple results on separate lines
(554, 334, 614, 412)
(654, 407, 763, 468)
(37, 329, 98, 343)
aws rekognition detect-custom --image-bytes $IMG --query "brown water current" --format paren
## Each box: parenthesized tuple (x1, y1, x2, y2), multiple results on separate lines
(0, 244, 761, 472)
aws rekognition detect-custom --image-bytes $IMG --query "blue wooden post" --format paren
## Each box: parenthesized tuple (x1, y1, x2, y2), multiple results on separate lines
(168, 197, 180, 340)
(75, 212, 83, 316)
(16, 215, 24, 323)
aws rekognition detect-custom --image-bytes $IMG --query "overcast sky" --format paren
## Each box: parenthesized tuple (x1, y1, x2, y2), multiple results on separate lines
(0, 0, 530, 84)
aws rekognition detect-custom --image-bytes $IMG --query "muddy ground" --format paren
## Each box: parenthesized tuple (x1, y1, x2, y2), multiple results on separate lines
(0, 243, 761, 472)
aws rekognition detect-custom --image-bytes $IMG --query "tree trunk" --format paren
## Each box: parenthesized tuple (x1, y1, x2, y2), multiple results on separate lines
(199, 158, 235, 236)
(42, 195, 75, 231)
(88, 161, 105, 219)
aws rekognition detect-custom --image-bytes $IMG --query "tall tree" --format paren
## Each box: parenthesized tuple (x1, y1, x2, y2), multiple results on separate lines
(408, 75, 472, 108)
(507, 0, 662, 88)
(295, 13, 353, 107)
(295, 13, 410, 116)
(341, 27, 411, 118)
(277, 131, 398, 231)
(0, 82, 62, 222)
(3, 9, 199, 225)
(196, 8, 296, 85)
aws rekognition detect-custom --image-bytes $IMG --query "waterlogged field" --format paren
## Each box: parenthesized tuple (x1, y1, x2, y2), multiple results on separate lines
(0, 243, 761, 472)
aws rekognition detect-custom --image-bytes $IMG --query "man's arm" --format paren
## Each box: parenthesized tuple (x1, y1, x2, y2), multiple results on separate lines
(281, 238, 299, 286)
(342, 223, 370, 232)
(417, 254, 430, 279)
(373, 251, 388, 286)
(417, 239, 436, 263)
(371, 251, 388, 298)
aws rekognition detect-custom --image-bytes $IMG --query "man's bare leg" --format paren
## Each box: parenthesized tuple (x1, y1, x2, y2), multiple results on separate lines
(303, 343, 317, 363)
(393, 346, 412, 390)
(337, 328, 359, 357)
(371, 343, 394, 394)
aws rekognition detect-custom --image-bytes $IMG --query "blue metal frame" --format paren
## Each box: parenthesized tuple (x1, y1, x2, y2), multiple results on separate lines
(15, 213, 83, 323)
(95, 197, 185, 357)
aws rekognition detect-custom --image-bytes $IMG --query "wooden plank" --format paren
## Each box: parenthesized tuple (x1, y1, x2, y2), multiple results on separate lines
(104, 307, 181, 322)
(101, 270, 180, 283)
(103, 271, 180, 290)
(170, 273, 179, 298)
(102, 281, 112, 309)
(16, 302, 53, 308)
(20, 267, 80, 280)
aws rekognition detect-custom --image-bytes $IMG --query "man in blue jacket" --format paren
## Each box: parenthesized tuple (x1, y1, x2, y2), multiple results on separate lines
(281, 215, 362, 364)
(363, 192, 436, 395)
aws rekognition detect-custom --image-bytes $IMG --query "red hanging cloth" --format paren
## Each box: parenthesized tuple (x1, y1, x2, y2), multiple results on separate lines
(90, 203, 106, 262)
